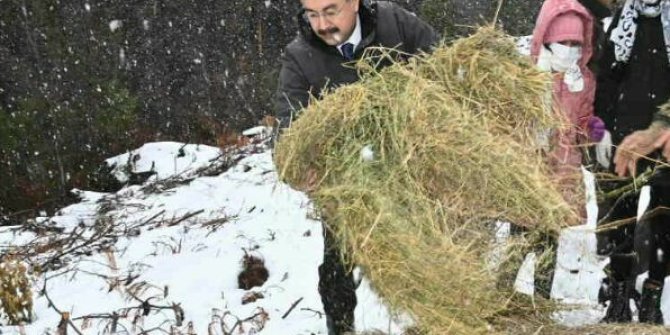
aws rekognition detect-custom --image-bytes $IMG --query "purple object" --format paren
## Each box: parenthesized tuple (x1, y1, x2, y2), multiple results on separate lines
(587, 116, 606, 142)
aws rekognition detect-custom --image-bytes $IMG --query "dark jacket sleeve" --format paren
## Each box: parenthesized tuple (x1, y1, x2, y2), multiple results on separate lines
(274, 48, 310, 128)
(391, 4, 439, 53)
(594, 15, 624, 128)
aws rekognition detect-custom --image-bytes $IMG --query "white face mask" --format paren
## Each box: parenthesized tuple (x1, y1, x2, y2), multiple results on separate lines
(636, 0, 663, 17)
(548, 42, 582, 72)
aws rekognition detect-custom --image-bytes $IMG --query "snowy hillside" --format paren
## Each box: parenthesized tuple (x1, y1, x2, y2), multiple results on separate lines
(0, 140, 405, 334)
(1, 136, 670, 334)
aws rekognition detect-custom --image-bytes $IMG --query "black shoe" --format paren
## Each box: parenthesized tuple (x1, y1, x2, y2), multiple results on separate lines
(601, 279, 636, 323)
(639, 279, 664, 324)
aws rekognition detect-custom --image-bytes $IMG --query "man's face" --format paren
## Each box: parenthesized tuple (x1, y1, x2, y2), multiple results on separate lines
(301, 0, 360, 46)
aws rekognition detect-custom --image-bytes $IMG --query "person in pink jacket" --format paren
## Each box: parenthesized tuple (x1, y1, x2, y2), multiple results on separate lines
(531, 0, 601, 210)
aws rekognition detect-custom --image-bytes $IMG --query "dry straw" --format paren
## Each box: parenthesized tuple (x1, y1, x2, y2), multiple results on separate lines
(492, 308, 670, 335)
(275, 28, 579, 334)
(0, 257, 33, 325)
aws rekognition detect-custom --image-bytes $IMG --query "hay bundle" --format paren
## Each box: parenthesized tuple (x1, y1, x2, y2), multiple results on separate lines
(275, 28, 577, 334)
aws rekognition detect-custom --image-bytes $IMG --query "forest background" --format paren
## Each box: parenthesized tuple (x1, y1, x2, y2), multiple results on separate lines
(0, 0, 541, 223)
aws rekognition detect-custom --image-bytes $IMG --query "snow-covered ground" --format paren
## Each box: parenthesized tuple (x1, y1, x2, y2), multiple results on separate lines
(1, 137, 669, 334)
(0, 139, 405, 335)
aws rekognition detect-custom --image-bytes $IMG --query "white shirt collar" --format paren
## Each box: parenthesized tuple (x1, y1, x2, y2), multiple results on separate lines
(337, 15, 361, 55)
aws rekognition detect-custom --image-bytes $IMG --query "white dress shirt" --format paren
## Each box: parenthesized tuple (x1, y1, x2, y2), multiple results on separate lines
(337, 15, 362, 56)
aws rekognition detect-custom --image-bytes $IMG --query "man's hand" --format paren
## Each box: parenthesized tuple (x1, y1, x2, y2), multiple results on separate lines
(653, 129, 670, 160)
(614, 128, 661, 177)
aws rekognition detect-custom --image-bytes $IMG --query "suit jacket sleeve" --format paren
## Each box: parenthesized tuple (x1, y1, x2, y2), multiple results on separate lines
(392, 4, 439, 54)
(275, 49, 310, 128)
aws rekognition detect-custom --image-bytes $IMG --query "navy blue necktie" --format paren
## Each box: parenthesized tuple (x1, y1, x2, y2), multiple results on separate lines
(341, 43, 354, 61)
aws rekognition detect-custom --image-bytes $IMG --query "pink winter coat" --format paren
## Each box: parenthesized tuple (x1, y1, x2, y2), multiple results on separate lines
(531, 0, 596, 178)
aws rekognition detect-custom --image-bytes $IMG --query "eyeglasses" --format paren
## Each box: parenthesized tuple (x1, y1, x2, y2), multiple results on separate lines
(302, 1, 348, 22)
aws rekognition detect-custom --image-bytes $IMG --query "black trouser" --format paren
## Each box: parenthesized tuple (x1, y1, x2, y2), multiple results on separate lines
(318, 224, 357, 334)
(644, 170, 670, 283)
(596, 168, 670, 283)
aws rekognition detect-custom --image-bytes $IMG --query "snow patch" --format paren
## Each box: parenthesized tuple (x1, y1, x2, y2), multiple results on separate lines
(105, 142, 221, 183)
